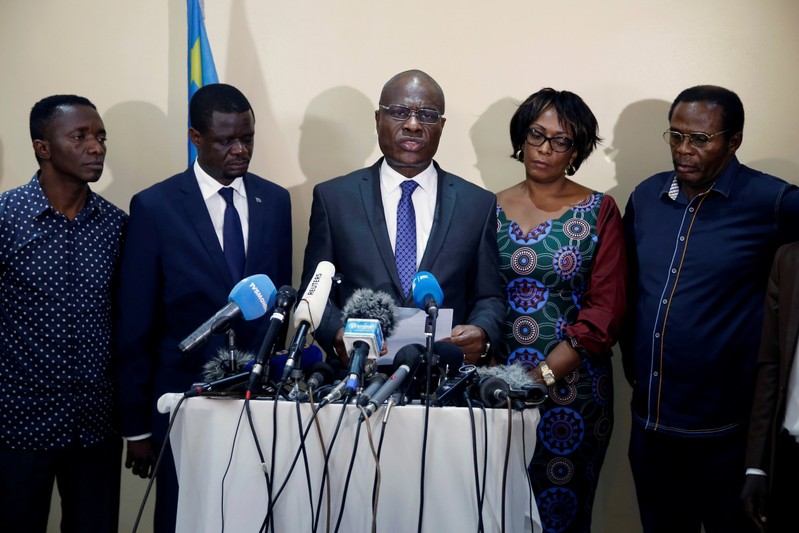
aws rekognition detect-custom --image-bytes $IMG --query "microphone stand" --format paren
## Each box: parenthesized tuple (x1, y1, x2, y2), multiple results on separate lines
(226, 329, 238, 373)
(418, 306, 437, 532)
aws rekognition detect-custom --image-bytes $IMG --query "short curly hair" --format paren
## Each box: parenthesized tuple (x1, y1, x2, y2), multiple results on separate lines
(509, 88, 601, 175)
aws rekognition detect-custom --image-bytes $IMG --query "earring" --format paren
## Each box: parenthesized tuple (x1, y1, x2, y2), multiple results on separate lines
(567, 163, 576, 176)
(515, 149, 524, 162)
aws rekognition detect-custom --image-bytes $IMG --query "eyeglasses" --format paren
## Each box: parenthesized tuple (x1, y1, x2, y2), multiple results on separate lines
(525, 129, 574, 153)
(378, 104, 443, 124)
(662, 129, 728, 147)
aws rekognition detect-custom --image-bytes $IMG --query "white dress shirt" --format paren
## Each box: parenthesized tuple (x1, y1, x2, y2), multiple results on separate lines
(380, 160, 437, 268)
(194, 160, 249, 254)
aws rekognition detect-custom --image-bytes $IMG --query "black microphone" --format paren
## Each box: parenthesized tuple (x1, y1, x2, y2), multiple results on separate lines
(432, 341, 465, 378)
(357, 373, 387, 407)
(360, 344, 424, 419)
(185, 349, 256, 397)
(475, 363, 549, 408)
(305, 361, 335, 392)
(478, 376, 510, 407)
(280, 261, 335, 381)
(247, 285, 297, 395)
(433, 364, 480, 407)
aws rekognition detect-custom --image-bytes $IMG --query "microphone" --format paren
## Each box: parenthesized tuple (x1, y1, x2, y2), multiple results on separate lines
(201, 348, 255, 382)
(432, 341, 465, 378)
(475, 363, 548, 408)
(341, 289, 399, 394)
(305, 360, 335, 392)
(412, 271, 443, 317)
(247, 285, 297, 394)
(433, 364, 480, 407)
(185, 349, 257, 397)
(280, 261, 335, 381)
(357, 373, 387, 407)
(478, 376, 510, 407)
(269, 344, 324, 380)
(178, 274, 277, 353)
(360, 343, 424, 419)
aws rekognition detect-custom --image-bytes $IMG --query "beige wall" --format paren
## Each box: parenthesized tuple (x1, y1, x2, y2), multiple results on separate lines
(2, 1, 798, 531)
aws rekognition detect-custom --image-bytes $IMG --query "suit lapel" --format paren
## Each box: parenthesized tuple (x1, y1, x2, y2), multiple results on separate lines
(179, 168, 234, 286)
(360, 162, 406, 299)
(243, 174, 264, 278)
(419, 165, 456, 274)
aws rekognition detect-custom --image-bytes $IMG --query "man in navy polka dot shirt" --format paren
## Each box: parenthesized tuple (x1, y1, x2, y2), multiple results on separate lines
(0, 95, 127, 532)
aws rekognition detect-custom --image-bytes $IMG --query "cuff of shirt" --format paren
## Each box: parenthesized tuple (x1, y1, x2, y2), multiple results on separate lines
(745, 468, 767, 477)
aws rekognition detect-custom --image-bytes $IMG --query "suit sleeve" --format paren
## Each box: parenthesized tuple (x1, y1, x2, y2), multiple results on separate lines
(620, 191, 638, 386)
(745, 245, 786, 473)
(464, 193, 505, 351)
(300, 184, 343, 356)
(115, 194, 162, 437)
(563, 195, 627, 358)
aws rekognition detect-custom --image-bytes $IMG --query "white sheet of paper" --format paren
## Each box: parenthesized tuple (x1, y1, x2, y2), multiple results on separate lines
(380, 307, 453, 364)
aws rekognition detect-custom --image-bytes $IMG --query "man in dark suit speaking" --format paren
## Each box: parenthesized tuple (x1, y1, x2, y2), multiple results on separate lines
(115, 83, 292, 532)
(300, 69, 504, 364)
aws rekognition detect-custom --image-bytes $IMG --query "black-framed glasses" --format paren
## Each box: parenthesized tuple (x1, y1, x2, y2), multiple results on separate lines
(663, 129, 728, 147)
(378, 104, 443, 124)
(525, 128, 574, 153)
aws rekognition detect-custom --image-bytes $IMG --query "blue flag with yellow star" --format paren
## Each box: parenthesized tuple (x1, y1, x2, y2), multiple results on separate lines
(187, 0, 219, 165)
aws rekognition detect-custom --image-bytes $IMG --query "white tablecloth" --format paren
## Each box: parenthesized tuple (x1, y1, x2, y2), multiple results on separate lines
(167, 396, 541, 532)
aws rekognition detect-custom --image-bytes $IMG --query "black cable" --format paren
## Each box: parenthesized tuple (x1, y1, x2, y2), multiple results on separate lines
(312, 395, 350, 533)
(295, 399, 316, 528)
(131, 395, 186, 533)
(521, 411, 536, 532)
(465, 397, 485, 533)
(219, 401, 247, 532)
(479, 402, 488, 525)
(370, 396, 393, 530)
(332, 419, 363, 533)
(500, 398, 513, 533)
(244, 397, 274, 533)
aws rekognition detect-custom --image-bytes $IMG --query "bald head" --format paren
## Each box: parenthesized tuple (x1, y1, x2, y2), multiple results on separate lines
(380, 70, 445, 114)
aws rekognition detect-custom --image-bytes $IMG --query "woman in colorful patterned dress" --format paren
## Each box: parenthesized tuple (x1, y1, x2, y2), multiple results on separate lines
(495, 88, 626, 532)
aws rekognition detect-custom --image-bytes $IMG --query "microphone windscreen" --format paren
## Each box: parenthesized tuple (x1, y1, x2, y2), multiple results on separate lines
(432, 341, 464, 377)
(269, 343, 324, 377)
(294, 261, 335, 330)
(341, 288, 399, 337)
(202, 349, 256, 382)
(393, 343, 425, 371)
(229, 274, 277, 320)
(275, 285, 298, 311)
(476, 363, 537, 389)
(412, 271, 443, 310)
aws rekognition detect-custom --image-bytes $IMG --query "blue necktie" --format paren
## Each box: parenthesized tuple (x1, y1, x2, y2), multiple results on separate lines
(395, 180, 419, 296)
(219, 187, 245, 281)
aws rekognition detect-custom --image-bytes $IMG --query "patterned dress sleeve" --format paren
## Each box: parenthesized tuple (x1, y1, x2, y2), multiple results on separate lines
(563, 194, 627, 358)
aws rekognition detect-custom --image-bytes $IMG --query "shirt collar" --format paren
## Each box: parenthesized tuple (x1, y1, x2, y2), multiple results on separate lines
(380, 159, 437, 193)
(193, 160, 246, 201)
(661, 156, 740, 202)
(28, 174, 100, 219)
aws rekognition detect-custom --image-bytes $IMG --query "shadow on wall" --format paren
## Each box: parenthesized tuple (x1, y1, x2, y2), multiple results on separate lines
(604, 99, 672, 212)
(291, 86, 376, 280)
(747, 158, 799, 187)
(469, 97, 522, 193)
(0, 138, 5, 189)
(101, 101, 177, 211)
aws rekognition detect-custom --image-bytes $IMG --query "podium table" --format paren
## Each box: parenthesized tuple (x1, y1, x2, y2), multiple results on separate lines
(167, 396, 541, 532)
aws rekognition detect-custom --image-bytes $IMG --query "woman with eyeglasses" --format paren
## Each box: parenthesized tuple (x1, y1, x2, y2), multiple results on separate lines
(495, 88, 626, 532)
